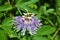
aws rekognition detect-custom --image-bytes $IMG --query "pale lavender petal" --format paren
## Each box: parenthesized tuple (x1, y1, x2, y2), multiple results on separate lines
(16, 24, 24, 32)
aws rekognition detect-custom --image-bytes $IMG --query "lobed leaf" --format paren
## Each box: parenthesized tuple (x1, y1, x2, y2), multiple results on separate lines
(1, 17, 16, 38)
(36, 25, 56, 35)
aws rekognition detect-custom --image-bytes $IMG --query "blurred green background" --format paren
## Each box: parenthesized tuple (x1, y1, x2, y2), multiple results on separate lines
(0, 0, 60, 40)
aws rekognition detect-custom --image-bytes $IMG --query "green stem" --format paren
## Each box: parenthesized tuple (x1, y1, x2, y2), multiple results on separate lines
(51, 27, 60, 40)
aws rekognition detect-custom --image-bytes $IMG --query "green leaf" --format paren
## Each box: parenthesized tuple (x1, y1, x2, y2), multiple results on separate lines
(56, 0, 60, 12)
(47, 35, 52, 40)
(39, 6, 47, 15)
(2, 17, 13, 27)
(23, 0, 39, 5)
(1, 17, 16, 38)
(28, 4, 37, 9)
(1, 17, 13, 29)
(33, 35, 49, 40)
(36, 25, 56, 35)
(0, 4, 13, 11)
(0, 30, 7, 40)
(43, 6, 47, 14)
(57, 16, 60, 24)
(16, 0, 39, 5)
(47, 9, 54, 13)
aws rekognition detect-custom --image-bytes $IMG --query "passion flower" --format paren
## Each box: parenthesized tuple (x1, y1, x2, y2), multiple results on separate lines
(13, 13, 42, 36)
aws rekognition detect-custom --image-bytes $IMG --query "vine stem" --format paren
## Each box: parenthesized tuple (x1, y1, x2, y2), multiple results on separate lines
(51, 27, 60, 40)
(17, 8, 22, 15)
(7, 0, 12, 17)
(7, 0, 10, 5)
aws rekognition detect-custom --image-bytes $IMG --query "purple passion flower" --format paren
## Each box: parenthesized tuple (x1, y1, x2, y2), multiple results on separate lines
(13, 13, 42, 36)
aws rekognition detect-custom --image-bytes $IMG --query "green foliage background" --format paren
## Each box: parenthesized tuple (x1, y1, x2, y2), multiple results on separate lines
(0, 0, 60, 40)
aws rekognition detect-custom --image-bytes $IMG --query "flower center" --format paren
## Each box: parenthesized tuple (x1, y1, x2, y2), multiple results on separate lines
(22, 13, 34, 24)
